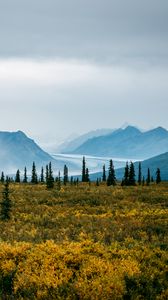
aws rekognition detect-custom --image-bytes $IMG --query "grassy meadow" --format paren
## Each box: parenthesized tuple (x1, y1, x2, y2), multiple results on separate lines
(0, 182, 168, 299)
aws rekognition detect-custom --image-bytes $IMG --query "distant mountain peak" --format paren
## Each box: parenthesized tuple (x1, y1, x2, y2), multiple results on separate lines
(124, 125, 141, 133)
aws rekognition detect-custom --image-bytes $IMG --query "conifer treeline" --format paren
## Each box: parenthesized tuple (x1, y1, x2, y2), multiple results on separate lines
(0, 158, 162, 187)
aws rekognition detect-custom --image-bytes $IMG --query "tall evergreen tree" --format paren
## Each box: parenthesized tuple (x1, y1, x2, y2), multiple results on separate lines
(123, 162, 129, 185)
(57, 171, 61, 191)
(46, 162, 54, 189)
(102, 164, 106, 182)
(82, 156, 86, 182)
(23, 167, 28, 183)
(156, 168, 161, 184)
(146, 168, 151, 185)
(15, 169, 20, 183)
(128, 162, 136, 186)
(31, 162, 38, 184)
(1, 180, 11, 221)
(85, 168, 90, 183)
(107, 159, 116, 186)
(45, 165, 49, 183)
(40, 167, 44, 183)
(1, 172, 5, 183)
(63, 165, 69, 185)
(138, 162, 142, 185)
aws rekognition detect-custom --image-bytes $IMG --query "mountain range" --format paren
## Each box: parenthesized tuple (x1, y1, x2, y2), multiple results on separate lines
(90, 152, 168, 181)
(56, 128, 115, 153)
(68, 126, 168, 160)
(0, 131, 75, 174)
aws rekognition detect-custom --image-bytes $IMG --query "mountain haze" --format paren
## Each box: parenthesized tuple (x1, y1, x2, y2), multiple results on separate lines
(0, 131, 73, 174)
(56, 128, 115, 153)
(71, 126, 168, 159)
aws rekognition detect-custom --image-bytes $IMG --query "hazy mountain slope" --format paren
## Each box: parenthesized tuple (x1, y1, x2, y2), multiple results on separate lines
(56, 128, 115, 153)
(0, 131, 75, 174)
(72, 126, 168, 159)
(90, 152, 168, 181)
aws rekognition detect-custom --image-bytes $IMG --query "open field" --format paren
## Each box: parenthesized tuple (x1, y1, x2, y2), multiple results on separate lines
(0, 182, 168, 299)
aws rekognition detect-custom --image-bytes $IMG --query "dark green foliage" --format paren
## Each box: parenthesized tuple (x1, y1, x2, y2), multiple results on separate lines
(31, 162, 38, 184)
(15, 169, 20, 183)
(45, 165, 49, 183)
(23, 167, 28, 183)
(63, 165, 69, 185)
(138, 162, 142, 185)
(70, 176, 73, 185)
(1, 180, 11, 221)
(57, 171, 61, 191)
(123, 162, 129, 186)
(96, 178, 99, 186)
(46, 162, 54, 189)
(40, 167, 44, 183)
(156, 168, 161, 184)
(146, 168, 151, 185)
(82, 156, 86, 182)
(128, 162, 136, 186)
(102, 164, 106, 182)
(0, 172, 5, 183)
(107, 159, 116, 186)
(85, 168, 90, 183)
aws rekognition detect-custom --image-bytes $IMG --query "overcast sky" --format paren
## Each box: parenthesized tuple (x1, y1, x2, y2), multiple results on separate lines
(0, 0, 168, 149)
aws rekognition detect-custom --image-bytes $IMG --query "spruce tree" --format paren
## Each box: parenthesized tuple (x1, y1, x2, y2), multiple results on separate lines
(31, 162, 38, 184)
(146, 168, 151, 185)
(123, 162, 129, 185)
(45, 165, 49, 183)
(85, 168, 90, 183)
(128, 162, 136, 186)
(156, 168, 161, 184)
(57, 171, 61, 191)
(70, 176, 73, 185)
(1, 180, 11, 221)
(23, 167, 28, 183)
(46, 162, 54, 189)
(63, 165, 68, 185)
(15, 169, 20, 183)
(82, 156, 86, 182)
(1, 172, 5, 183)
(40, 167, 44, 183)
(102, 164, 106, 182)
(107, 159, 116, 186)
(138, 162, 142, 185)
(96, 178, 99, 186)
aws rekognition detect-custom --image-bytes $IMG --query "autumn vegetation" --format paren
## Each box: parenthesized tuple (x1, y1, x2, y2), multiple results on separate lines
(0, 181, 167, 299)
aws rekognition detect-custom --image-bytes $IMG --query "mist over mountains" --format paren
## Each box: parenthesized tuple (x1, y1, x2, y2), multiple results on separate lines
(0, 131, 75, 174)
(0, 125, 167, 180)
(66, 126, 168, 160)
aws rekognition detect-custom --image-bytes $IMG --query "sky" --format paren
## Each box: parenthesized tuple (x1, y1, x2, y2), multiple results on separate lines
(0, 0, 168, 150)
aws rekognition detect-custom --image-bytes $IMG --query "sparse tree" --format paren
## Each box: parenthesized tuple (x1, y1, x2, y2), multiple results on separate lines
(1, 180, 11, 221)
(82, 156, 86, 182)
(146, 168, 151, 185)
(23, 167, 28, 183)
(45, 165, 49, 183)
(63, 165, 69, 185)
(31, 162, 38, 184)
(156, 168, 161, 184)
(46, 162, 54, 189)
(107, 159, 116, 186)
(57, 171, 61, 191)
(96, 178, 99, 186)
(85, 168, 90, 183)
(129, 162, 136, 186)
(1, 172, 5, 183)
(138, 162, 142, 185)
(40, 167, 44, 183)
(102, 164, 106, 182)
(123, 162, 129, 186)
(15, 169, 20, 183)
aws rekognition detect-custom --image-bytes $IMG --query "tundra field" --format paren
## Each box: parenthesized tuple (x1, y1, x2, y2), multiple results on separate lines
(0, 182, 168, 299)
